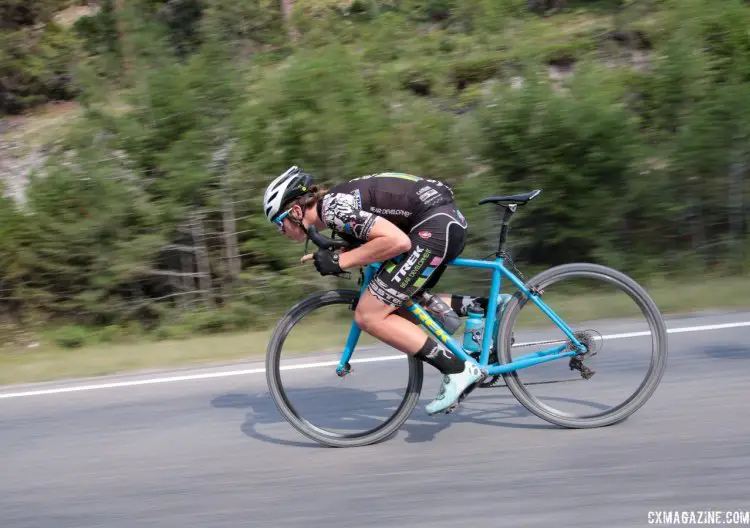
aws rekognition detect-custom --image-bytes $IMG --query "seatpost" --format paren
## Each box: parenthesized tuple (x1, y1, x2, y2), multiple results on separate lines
(497, 204, 516, 255)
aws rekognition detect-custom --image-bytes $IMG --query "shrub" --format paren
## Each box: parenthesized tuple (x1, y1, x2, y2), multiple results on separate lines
(0, 23, 81, 115)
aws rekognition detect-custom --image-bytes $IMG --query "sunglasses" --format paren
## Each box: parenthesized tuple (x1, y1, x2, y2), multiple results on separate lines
(273, 208, 293, 233)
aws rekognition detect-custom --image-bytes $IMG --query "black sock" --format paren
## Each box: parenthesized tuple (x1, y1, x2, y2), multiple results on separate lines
(415, 337, 465, 375)
(450, 295, 488, 316)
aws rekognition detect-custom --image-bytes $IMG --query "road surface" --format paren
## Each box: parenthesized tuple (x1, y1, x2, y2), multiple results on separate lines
(1, 310, 749, 527)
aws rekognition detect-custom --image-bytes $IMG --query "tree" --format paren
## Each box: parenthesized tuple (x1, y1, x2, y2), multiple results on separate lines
(528, 0, 566, 14)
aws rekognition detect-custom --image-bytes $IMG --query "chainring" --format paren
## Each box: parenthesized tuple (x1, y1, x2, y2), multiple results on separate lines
(472, 333, 516, 388)
(480, 353, 502, 387)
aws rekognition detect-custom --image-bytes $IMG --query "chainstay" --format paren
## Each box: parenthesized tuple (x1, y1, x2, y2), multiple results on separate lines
(476, 335, 578, 388)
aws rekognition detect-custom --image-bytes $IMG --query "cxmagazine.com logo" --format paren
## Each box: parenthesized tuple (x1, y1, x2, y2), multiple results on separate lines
(648, 511, 750, 524)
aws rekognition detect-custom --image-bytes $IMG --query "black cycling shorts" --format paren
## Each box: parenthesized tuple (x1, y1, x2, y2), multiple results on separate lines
(367, 204, 467, 308)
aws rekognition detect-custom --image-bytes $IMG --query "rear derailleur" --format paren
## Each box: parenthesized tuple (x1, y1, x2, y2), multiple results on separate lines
(567, 330, 601, 380)
(569, 357, 595, 380)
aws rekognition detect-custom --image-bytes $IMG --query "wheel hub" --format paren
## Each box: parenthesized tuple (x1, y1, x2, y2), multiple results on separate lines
(568, 329, 602, 359)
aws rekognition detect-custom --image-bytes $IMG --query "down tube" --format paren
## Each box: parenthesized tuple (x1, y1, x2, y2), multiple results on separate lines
(337, 264, 378, 373)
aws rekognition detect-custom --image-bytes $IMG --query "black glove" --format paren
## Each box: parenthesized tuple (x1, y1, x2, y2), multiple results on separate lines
(313, 249, 344, 276)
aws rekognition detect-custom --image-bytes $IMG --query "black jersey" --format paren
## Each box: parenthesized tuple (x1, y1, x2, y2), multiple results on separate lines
(316, 172, 455, 242)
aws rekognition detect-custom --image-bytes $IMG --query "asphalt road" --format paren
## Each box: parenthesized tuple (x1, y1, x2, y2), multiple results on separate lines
(1, 310, 749, 528)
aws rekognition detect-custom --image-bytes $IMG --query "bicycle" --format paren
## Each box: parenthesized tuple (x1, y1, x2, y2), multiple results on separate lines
(265, 189, 668, 447)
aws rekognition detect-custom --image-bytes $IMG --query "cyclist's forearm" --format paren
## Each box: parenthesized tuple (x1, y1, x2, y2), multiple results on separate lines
(339, 236, 410, 269)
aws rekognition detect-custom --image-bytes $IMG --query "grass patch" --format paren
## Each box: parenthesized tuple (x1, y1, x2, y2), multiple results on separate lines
(1, 275, 749, 386)
(0, 317, 380, 386)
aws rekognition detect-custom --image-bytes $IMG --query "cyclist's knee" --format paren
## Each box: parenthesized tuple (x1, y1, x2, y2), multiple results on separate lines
(354, 291, 398, 334)
(354, 305, 385, 333)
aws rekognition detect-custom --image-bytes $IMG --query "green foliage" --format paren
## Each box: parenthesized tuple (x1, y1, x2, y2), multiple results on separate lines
(51, 325, 89, 348)
(399, 0, 456, 22)
(235, 43, 390, 182)
(152, 0, 204, 56)
(200, 0, 284, 50)
(169, 301, 262, 336)
(360, 12, 413, 63)
(0, 0, 69, 30)
(385, 98, 471, 182)
(72, 0, 119, 57)
(0, 191, 26, 305)
(451, 0, 525, 32)
(291, 0, 362, 46)
(478, 64, 641, 265)
(0, 22, 82, 114)
(450, 52, 505, 87)
(20, 149, 166, 325)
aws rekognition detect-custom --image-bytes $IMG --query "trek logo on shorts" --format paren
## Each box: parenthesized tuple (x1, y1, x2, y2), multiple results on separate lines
(392, 246, 424, 284)
(394, 247, 433, 288)
(418, 231, 432, 240)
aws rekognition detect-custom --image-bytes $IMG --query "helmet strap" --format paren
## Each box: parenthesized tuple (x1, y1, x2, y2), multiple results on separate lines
(282, 193, 314, 255)
(290, 215, 307, 234)
(287, 208, 311, 256)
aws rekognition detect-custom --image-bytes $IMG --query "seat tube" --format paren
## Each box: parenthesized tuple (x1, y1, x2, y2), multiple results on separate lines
(479, 257, 504, 365)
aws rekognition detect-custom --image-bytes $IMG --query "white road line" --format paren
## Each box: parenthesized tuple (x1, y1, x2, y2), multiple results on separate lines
(507, 320, 750, 347)
(1, 320, 749, 400)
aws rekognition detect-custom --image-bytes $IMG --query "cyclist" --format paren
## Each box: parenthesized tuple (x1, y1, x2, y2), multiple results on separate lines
(263, 166, 491, 415)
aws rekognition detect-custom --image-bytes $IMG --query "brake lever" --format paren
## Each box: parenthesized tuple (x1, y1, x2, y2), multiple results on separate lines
(306, 225, 353, 251)
(302, 226, 355, 279)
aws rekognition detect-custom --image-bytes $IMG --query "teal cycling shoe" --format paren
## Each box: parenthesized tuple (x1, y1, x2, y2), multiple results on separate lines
(425, 361, 484, 415)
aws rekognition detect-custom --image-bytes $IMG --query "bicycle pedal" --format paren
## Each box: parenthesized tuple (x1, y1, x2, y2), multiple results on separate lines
(444, 403, 459, 415)
(459, 380, 482, 402)
(426, 402, 459, 416)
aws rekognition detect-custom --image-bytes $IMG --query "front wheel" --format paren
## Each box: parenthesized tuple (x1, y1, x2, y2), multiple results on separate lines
(497, 263, 668, 429)
(266, 289, 424, 447)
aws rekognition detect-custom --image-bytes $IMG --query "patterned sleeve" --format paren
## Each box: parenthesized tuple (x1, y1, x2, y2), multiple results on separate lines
(320, 192, 378, 241)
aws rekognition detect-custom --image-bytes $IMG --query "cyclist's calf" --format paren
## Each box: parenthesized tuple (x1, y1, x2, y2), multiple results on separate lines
(353, 289, 430, 355)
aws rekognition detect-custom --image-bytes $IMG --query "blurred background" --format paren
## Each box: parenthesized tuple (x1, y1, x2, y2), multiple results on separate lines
(1, 0, 749, 383)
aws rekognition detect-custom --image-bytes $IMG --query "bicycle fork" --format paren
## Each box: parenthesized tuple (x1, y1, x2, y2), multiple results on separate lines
(336, 263, 380, 376)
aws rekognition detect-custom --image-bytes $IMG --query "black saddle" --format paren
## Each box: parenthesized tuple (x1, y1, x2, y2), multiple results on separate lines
(479, 189, 542, 207)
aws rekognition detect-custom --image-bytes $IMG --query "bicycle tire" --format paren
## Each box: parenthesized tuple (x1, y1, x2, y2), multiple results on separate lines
(266, 289, 424, 447)
(497, 263, 668, 429)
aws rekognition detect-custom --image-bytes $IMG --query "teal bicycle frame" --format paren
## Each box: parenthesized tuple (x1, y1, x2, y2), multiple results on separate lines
(336, 254, 587, 377)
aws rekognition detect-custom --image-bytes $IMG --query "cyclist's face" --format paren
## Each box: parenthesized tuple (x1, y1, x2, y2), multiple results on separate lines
(280, 205, 306, 242)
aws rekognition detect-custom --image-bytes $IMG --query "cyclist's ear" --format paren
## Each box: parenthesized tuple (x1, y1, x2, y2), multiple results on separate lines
(291, 202, 304, 220)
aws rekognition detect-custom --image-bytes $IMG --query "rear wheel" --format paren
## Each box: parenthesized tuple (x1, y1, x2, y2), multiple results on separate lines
(497, 263, 668, 428)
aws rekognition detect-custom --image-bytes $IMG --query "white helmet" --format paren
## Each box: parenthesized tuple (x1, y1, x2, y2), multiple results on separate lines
(263, 166, 315, 222)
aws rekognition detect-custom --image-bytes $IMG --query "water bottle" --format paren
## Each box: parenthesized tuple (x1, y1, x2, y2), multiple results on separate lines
(463, 303, 485, 354)
(420, 292, 461, 335)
